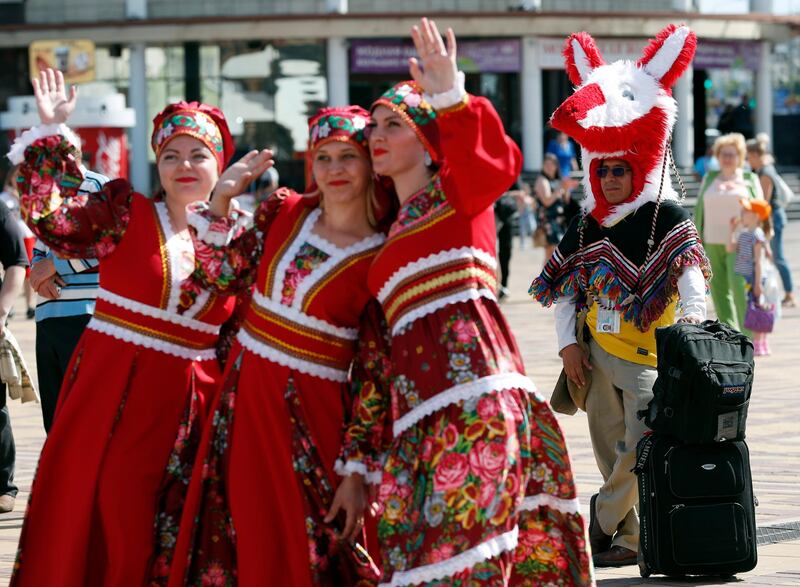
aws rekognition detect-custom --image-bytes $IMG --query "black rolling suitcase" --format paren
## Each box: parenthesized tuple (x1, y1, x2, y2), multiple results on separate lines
(634, 434, 758, 578)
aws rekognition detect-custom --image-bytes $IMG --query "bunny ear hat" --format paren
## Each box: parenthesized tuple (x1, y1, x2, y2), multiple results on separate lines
(551, 24, 697, 226)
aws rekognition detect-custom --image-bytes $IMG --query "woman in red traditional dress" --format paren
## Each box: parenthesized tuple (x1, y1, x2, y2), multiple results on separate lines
(337, 19, 593, 586)
(9, 69, 272, 586)
(162, 106, 389, 586)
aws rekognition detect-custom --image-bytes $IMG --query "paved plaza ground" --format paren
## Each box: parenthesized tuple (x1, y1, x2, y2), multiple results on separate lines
(0, 223, 799, 585)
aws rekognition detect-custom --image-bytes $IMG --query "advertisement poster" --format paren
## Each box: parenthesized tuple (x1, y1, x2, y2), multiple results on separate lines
(29, 39, 96, 84)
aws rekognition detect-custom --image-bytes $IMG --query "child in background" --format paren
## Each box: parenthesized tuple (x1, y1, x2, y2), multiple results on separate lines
(728, 198, 774, 355)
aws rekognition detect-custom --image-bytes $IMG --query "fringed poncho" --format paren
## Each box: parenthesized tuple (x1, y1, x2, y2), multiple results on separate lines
(529, 200, 711, 332)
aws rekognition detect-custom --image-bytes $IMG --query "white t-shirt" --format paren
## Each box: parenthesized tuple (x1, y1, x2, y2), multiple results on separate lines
(703, 175, 752, 245)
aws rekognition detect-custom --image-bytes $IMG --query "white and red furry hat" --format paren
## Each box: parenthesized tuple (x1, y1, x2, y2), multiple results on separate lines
(550, 24, 697, 226)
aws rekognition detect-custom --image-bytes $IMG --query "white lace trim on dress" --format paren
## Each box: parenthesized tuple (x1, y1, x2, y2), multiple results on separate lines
(333, 459, 383, 485)
(391, 287, 497, 336)
(154, 201, 195, 314)
(377, 246, 497, 303)
(97, 287, 220, 334)
(378, 526, 519, 587)
(186, 201, 253, 248)
(393, 372, 539, 437)
(7, 123, 82, 165)
(87, 316, 217, 361)
(423, 71, 467, 111)
(251, 290, 357, 340)
(237, 328, 348, 382)
(290, 214, 384, 311)
(519, 494, 582, 515)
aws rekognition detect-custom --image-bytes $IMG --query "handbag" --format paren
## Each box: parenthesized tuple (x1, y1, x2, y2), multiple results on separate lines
(533, 226, 548, 247)
(773, 172, 796, 206)
(551, 309, 591, 415)
(744, 296, 775, 333)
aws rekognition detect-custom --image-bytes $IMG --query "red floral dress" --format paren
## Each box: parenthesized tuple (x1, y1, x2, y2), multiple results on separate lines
(163, 190, 385, 587)
(339, 98, 594, 586)
(10, 134, 235, 586)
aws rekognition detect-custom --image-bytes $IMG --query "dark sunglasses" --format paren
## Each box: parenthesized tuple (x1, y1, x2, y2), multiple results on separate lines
(595, 165, 631, 178)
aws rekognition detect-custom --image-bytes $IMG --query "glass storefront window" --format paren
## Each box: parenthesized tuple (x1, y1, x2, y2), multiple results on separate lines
(201, 40, 327, 191)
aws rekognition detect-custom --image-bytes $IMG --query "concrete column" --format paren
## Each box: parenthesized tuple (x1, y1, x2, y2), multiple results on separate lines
(673, 67, 693, 169)
(755, 41, 773, 140)
(128, 43, 150, 192)
(521, 36, 543, 173)
(327, 38, 349, 107)
(126, 0, 149, 190)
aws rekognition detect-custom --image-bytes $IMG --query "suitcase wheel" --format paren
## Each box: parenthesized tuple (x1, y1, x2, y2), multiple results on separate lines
(638, 559, 651, 578)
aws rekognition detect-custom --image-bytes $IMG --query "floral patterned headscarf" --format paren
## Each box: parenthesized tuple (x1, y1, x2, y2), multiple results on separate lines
(151, 101, 235, 172)
(371, 81, 441, 163)
(308, 106, 370, 157)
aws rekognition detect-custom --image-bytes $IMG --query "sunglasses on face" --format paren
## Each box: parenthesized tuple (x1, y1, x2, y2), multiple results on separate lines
(595, 165, 631, 178)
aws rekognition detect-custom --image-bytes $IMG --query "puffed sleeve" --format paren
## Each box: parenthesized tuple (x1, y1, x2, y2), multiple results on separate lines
(335, 299, 392, 484)
(178, 189, 287, 313)
(437, 96, 523, 217)
(16, 134, 133, 259)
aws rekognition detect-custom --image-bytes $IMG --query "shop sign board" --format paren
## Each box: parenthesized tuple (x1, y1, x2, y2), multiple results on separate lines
(351, 39, 521, 74)
(538, 37, 761, 71)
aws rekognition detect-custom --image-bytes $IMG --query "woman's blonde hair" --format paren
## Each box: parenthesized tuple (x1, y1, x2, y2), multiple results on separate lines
(712, 133, 746, 166)
(746, 133, 775, 166)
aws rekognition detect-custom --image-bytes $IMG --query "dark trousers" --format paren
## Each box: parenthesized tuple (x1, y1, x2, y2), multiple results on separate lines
(0, 383, 17, 497)
(35, 314, 91, 433)
(497, 221, 513, 288)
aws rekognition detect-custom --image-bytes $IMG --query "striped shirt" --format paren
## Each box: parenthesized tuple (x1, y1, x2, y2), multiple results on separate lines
(734, 227, 766, 283)
(32, 169, 109, 322)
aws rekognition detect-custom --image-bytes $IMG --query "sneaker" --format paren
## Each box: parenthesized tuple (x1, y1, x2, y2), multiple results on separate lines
(498, 286, 510, 301)
(26, 307, 35, 320)
(782, 294, 796, 308)
(754, 340, 767, 356)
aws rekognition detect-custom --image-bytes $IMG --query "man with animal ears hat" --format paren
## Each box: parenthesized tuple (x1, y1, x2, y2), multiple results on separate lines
(530, 24, 712, 568)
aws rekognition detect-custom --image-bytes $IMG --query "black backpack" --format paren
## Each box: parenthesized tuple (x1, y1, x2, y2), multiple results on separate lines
(640, 320, 754, 443)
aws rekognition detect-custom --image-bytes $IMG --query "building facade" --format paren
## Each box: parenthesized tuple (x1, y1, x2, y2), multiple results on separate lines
(0, 0, 797, 190)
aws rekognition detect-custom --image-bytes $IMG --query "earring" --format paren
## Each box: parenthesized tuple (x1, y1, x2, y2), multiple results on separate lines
(423, 151, 432, 167)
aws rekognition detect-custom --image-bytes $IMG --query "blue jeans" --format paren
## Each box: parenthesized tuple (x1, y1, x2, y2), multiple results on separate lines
(772, 207, 793, 294)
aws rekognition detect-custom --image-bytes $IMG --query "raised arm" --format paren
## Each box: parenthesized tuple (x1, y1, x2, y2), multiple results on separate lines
(9, 69, 132, 259)
(408, 18, 522, 216)
(178, 189, 287, 313)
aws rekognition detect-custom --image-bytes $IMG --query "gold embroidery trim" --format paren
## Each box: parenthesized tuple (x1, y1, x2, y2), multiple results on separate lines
(264, 207, 312, 297)
(244, 321, 347, 368)
(302, 246, 380, 312)
(94, 311, 213, 350)
(153, 204, 171, 310)
(249, 303, 349, 348)
(384, 266, 497, 323)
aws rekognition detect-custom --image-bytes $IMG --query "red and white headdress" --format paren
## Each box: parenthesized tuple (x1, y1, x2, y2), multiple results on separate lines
(550, 24, 697, 225)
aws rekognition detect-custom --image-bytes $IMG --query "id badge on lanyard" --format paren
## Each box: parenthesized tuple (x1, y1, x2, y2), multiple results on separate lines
(596, 298, 621, 334)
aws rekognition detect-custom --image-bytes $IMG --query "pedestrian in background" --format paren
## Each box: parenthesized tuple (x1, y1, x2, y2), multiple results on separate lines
(534, 153, 568, 264)
(746, 133, 795, 307)
(0, 200, 27, 514)
(546, 130, 578, 179)
(0, 168, 36, 319)
(728, 198, 774, 355)
(694, 133, 763, 334)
